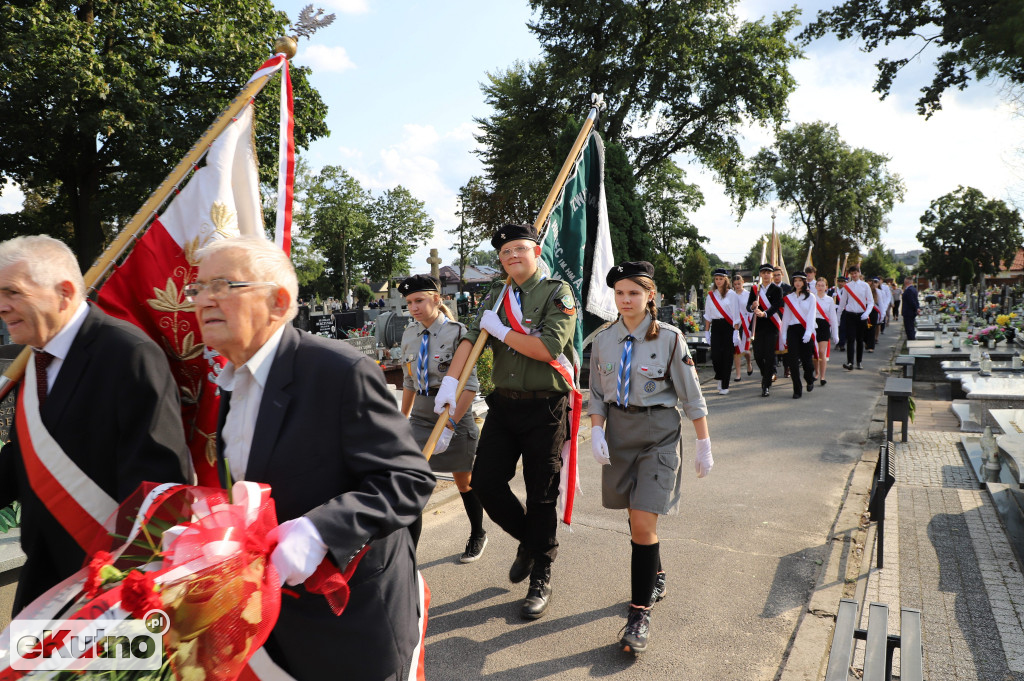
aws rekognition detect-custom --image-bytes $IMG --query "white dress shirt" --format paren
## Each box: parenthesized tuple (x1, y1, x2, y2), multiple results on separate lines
(38, 300, 90, 394)
(216, 324, 287, 481)
(838, 279, 872, 314)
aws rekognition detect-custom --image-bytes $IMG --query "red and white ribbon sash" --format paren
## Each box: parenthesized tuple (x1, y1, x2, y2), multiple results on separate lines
(248, 54, 294, 256)
(707, 291, 734, 326)
(844, 284, 866, 312)
(785, 294, 818, 358)
(501, 288, 581, 525)
(15, 353, 118, 551)
(815, 300, 833, 359)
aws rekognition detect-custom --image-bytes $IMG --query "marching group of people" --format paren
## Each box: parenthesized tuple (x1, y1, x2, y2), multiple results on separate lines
(704, 264, 919, 399)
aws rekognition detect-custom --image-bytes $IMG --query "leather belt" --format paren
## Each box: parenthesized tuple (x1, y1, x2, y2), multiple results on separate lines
(610, 403, 670, 414)
(493, 387, 565, 400)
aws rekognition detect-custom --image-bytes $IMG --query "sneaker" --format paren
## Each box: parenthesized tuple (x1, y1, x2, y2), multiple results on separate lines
(460, 533, 488, 563)
(651, 571, 667, 604)
(718, 388, 729, 395)
(620, 604, 652, 653)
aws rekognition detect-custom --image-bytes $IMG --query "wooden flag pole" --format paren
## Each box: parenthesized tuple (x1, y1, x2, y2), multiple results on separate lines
(422, 97, 604, 459)
(0, 43, 294, 400)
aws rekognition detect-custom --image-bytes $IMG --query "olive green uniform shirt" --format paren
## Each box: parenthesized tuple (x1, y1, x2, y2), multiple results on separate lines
(463, 269, 576, 393)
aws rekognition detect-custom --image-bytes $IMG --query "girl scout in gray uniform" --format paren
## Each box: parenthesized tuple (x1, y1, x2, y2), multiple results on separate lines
(399, 274, 486, 563)
(588, 261, 714, 655)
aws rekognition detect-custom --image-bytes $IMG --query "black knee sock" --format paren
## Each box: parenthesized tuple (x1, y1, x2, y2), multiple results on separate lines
(461, 490, 485, 537)
(631, 541, 660, 607)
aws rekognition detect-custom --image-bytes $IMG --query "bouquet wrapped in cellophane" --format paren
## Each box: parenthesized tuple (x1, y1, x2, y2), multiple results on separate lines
(0, 482, 288, 681)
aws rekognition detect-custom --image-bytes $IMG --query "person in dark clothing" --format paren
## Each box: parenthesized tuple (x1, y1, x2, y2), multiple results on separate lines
(901, 278, 920, 340)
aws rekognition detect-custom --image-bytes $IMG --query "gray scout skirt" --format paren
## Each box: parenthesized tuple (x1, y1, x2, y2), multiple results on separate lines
(602, 405, 683, 515)
(409, 393, 479, 472)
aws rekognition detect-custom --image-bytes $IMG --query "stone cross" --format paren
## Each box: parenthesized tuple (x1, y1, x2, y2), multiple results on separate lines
(427, 248, 442, 280)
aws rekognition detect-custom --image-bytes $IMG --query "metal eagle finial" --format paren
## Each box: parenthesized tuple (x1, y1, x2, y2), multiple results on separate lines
(293, 5, 336, 40)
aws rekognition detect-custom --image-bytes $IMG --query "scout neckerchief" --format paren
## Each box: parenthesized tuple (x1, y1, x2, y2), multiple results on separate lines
(501, 284, 582, 526)
(416, 315, 447, 395)
(844, 280, 867, 312)
(616, 335, 634, 407)
(15, 350, 118, 551)
(784, 292, 819, 359)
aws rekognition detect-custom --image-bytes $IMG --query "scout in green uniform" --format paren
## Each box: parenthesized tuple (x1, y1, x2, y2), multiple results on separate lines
(589, 261, 714, 655)
(398, 274, 486, 562)
(435, 223, 575, 620)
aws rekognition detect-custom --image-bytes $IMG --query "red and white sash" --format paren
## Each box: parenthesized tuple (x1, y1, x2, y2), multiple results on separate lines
(502, 288, 581, 525)
(815, 299, 833, 359)
(758, 287, 781, 333)
(15, 352, 118, 551)
(708, 291, 734, 326)
(844, 284, 866, 313)
(785, 294, 818, 359)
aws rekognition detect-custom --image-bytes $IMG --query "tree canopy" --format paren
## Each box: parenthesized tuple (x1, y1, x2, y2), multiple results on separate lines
(299, 165, 371, 298)
(916, 185, 1023, 281)
(800, 0, 1024, 117)
(639, 159, 705, 257)
(733, 121, 905, 279)
(363, 186, 435, 283)
(0, 0, 329, 266)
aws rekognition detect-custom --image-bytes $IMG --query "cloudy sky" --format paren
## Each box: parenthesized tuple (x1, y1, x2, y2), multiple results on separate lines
(4, 0, 1022, 273)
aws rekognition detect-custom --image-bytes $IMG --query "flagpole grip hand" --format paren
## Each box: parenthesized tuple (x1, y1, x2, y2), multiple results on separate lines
(479, 310, 511, 342)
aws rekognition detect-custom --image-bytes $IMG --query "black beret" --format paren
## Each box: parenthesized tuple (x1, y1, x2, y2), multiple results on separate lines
(398, 274, 440, 296)
(712, 268, 729, 278)
(491, 223, 540, 250)
(759, 263, 775, 273)
(606, 261, 655, 287)
(791, 271, 807, 280)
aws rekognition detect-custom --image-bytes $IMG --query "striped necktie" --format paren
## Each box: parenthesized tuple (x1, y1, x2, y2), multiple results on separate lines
(417, 329, 430, 396)
(616, 336, 635, 408)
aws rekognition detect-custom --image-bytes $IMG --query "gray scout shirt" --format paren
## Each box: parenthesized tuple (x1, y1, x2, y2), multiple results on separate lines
(401, 315, 480, 393)
(588, 314, 707, 421)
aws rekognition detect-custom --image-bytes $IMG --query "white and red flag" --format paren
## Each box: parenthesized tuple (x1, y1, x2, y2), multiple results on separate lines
(97, 55, 295, 485)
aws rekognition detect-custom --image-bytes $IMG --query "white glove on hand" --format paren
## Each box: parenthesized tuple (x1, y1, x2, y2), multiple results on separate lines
(270, 517, 328, 587)
(802, 331, 812, 344)
(704, 330, 711, 345)
(591, 425, 610, 465)
(695, 438, 714, 478)
(860, 311, 870, 321)
(732, 329, 741, 347)
(480, 309, 511, 342)
(433, 376, 459, 416)
(435, 421, 455, 454)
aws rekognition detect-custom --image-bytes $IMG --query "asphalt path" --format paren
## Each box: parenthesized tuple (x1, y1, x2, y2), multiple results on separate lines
(418, 327, 900, 680)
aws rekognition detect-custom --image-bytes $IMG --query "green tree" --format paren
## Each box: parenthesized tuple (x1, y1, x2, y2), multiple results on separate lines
(960, 258, 976, 290)
(363, 186, 435, 282)
(740, 231, 804, 272)
(916, 185, 1023, 280)
(860, 244, 899, 281)
(639, 159, 705, 257)
(353, 282, 373, 308)
(734, 121, 905, 277)
(0, 1, 329, 268)
(474, 1, 801, 226)
(451, 177, 493, 292)
(679, 244, 712, 299)
(651, 252, 681, 301)
(300, 166, 371, 300)
(800, 0, 1024, 117)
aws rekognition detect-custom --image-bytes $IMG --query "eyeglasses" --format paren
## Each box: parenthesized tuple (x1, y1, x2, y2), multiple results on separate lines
(184, 278, 277, 302)
(499, 245, 533, 260)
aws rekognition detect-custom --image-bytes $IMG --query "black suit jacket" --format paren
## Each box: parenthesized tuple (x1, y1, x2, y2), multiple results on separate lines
(902, 286, 920, 316)
(0, 304, 189, 614)
(747, 284, 784, 334)
(215, 326, 435, 681)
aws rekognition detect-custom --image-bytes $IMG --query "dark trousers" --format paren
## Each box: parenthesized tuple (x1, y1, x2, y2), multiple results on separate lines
(752, 327, 778, 389)
(893, 300, 900, 319)
(710, 319, 734, 388)
(786, 326, 815, 394)
(904, 313, 917, 340)
(865, 310, 879, 350)
(843, 311, 866, 364)
(473, 392, 568, 565)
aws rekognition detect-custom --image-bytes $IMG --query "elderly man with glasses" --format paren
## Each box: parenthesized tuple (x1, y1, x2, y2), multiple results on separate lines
(189, 236, 435, 681)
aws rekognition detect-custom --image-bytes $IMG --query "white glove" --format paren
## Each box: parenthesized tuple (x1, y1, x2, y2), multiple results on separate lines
(704, 330, 711, 345)
(480, 309, 511, 342)
(732, 329, 741, 346)
(695, 438, 713, 478)
(270, 517, 328, 587)
(860, 311, 870, 321)
(433, 376, 458, 416)
(802, 331, 812, 344)
(435, 420, 455, 454)
(591, 426, 610, 465)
